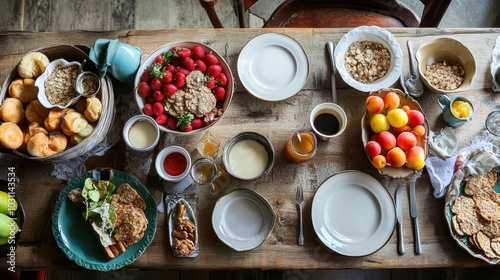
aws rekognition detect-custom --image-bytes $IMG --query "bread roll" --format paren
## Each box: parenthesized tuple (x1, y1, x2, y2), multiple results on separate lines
(8, 78, 38, 103)
(25, 99, 50, 124)
(69, 123, 94, 145)
(27, 131, 67, 157)
(44, 108, 74, 132)
(0, 122, 23, 149)
(0, 97, 25, 123)
(61, 111, 88, 136)
(84, 97, 102, 122)
(18, 52, 50, 79)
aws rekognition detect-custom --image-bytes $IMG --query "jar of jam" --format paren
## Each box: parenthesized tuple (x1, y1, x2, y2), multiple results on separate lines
(284, 130, 317, 163)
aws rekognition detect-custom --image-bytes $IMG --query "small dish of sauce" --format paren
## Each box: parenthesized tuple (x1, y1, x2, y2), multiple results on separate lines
(123, 115, 160, 152)
(155, 146, 191, 182)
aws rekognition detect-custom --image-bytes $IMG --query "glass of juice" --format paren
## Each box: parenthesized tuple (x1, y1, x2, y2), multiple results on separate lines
(285, 130, 317, 164)
(196, 131, 220, 160)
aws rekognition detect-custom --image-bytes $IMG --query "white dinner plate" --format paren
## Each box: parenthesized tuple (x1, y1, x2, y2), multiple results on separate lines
(312, 170, 395, 257)
(237, 33, 309, 101)
(212, 188, 276, 251)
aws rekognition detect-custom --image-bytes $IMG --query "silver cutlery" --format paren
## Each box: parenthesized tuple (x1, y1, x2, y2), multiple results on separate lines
(409, 178, 422, 255)
(296, 185, 304, 246)
(396, 184, 404, 255)
(404, 39, 424, 97)
(326, 41, 337, 104)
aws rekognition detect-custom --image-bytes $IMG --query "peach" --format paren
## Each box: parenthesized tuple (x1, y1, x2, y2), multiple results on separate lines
(412, 125, 426, 137)
(383, 91, 400, 111)
(407, 110, 425, 127)
(387, 108, 408, 128)
(406, 146, 425, 170)
(372, 155, 387, 169)
(366, 96, 384, 114)
(386, 147, 406, 168)
(401, 105, 411, 113)
(377, 131, 396, 151)
(390, 125, 412, 136)
(365, 141, 382, 157)
(370, 114, 390, 133)
(397, 131, 417, 151)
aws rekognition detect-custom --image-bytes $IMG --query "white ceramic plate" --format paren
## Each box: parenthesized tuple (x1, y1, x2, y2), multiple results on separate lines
(212, 188, 276, 251)
(237, 33, 309, 101)
(312, 170, 395, 256)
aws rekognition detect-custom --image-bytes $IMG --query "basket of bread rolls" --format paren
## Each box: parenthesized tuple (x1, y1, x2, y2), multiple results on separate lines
(0, 45, 114, 162)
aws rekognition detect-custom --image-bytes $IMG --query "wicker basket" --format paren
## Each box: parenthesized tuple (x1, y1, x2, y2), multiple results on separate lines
(0, 45, 115, 162)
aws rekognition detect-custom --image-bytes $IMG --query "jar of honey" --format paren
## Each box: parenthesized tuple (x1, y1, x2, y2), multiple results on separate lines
(284, 130, 317, 163)
(196, 131, 220, 160)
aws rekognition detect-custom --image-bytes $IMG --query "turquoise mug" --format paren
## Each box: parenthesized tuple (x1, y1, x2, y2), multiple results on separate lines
(89, 39, 143, 85)
(437, 95, 474, 127)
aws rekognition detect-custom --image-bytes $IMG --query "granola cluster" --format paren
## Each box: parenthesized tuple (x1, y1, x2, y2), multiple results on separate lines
(424, 60, 465, 91)
(44, 64, 79, 105)
(344, 41, 391, 84)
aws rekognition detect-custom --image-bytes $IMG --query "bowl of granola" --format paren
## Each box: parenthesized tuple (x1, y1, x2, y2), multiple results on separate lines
(416, 38, 476, 94)
(335, 26, 403, 92)
(134, 42, 234, 135)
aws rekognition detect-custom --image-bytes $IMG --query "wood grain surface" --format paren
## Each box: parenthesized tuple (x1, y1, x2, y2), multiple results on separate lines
(0, 28, 500, 270)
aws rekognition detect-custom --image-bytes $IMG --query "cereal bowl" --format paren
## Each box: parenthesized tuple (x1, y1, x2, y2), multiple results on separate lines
(36, 58, 82, 109)
(335, 26, 403, 92)
(416, 38, 476, 94)
(134, 42, 234, 135)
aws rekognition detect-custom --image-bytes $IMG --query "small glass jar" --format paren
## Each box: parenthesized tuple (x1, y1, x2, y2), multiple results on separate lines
(486, 110, 500, 137)
(284, 130, 317, 164)
(196, 131, 220, 160)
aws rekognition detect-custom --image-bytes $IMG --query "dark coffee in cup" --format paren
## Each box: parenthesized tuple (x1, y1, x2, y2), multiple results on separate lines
(313, 113, 339, 136)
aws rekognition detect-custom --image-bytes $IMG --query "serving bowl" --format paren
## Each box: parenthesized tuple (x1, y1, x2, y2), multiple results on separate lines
(335, 26, 403, 92)
(416, 38, 476, 94)
(222, 132, 275, 181)
(134, 42, 234, 135)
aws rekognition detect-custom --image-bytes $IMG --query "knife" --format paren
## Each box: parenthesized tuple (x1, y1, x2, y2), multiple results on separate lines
(396, 184, 404, 255)
(326, 42, 337, 104)
(409, 178, 422, 255)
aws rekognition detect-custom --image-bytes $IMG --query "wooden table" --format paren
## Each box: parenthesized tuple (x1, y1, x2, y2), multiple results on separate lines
(0, 28, 500, 271)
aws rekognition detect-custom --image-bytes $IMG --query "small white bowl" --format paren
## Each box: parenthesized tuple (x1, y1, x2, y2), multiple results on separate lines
(36, 58, 82, 109)
(155, 146, 192, 182)
(123, 115, 160, 152)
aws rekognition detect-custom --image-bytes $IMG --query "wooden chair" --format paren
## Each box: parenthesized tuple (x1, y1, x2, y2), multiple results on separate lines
(199, 0, 452, 28)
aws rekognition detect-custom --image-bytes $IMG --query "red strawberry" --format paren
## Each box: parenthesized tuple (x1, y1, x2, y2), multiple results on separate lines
(163, 83, 178, 96)
(177, 67, 190, 76)
(214, 86, 226, 101)
(153, 102, 164, 115)
(177, 48, 192, 59)
(170, 56, 183, 66)
(182, 124, 193, 132)
(175, 72, 186, 88)
(166, 65, 176, 73)
(166, 117, 178, 130)
(202, 120, 211, 127)
(208, 65, 222, 78)
(161, 71, 173, 83)
(146, 95, 155, 105)
(153, 90, 165, 101)
(195, 59, 207, 72)
(183, 57, 196, 71)
(138, 82, 153, 98)
(143, 103, 153, 116)
(192, 45, 205, 59)
(206, 78, 216, 89)
(154, 54, 164, 65)
(191, 118, 203, 129)
(204, 53, 219, 66)
(217, 73, 228, 86)
(156, 113, 168, 125)
(150, 77, 162, 91)
(140, 70, 151, 83)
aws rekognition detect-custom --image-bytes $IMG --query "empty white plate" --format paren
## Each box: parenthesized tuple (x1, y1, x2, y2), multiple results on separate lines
(212, 188, 276, 251)
(237, 33, 309, 101)
(311, 170, 395, 257)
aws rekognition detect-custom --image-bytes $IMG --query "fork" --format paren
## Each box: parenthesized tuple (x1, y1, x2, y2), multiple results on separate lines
(296, 185, 304, 246)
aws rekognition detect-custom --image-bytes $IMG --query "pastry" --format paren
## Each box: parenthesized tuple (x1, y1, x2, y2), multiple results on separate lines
(0, 122, 23, 149)
(27, 131, 67, 157)
(25, 99, 50, 124)
(83, 97, 102, 122)
(8, 78, 38, 103)
(61, 111, 88, 136)
(69, 123, 94, 145)
(17, 52, 50, 79)
(0, 97, 25, 123)
(44, 108, 73, 132)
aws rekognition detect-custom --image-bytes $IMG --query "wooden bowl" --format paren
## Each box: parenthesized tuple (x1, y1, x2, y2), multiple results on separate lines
(361, 88, 429, 179)
(0, 45, 115, 162)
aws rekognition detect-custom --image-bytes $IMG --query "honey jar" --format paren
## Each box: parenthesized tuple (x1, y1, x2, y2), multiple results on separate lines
(284, 130, 317, 164)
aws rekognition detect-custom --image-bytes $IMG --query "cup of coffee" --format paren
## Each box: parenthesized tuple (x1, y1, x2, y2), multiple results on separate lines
(437, 95, 474, 128)
(310, 103, 347, 141)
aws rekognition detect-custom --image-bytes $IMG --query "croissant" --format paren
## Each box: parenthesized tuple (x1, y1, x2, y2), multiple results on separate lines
(0, 97, 25, 123)
(18, 52, 50, 79)
(27, 131, 67, 157)
(61, 111, 88, 136)
(0, 122, 23, 150)
(8, 78, 38, 103)
(25, 99, 50, 124)
(83, 97, 102, 122)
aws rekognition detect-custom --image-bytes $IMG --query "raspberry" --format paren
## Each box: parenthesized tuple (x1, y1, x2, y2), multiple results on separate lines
(156, 113, 168, 125)
(192, 45, 205, 59)
(143, 103, 153, 116)
(203, 53, 219, 66)
(214, 86, 226, 101)
(195, 59, 207, 72)
(153, 102, 164, 116)
(163, 83, 178, 96)
(208, 65, 222, 78)
(150, 77, 162, 91)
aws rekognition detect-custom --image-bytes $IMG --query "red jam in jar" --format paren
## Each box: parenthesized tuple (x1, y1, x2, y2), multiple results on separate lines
(163, 152, 188, 176)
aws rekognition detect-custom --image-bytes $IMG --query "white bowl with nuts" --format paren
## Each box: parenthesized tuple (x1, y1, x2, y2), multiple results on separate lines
(35, 58, 82, 109)
(416, 37, 476, 94)
(334, 26, 403, 92)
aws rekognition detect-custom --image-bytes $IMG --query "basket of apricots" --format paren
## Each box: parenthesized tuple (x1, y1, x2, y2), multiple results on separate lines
(361, 88, 429, 178)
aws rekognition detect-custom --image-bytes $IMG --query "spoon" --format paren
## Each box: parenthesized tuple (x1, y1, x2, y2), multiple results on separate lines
(405, 40, 424, 97)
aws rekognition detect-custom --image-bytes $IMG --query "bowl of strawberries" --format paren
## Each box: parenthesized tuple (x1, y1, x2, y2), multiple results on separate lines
(134, 42, 234, 134)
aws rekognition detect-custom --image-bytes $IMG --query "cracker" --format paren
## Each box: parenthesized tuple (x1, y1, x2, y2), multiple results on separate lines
(476, 231, 498, 259)
(491, 239, 500, 256)
(456, 210, 482, 235)
(477, 199, 500, 222)
(452, 196, 476, 214)
(465, 170, 498, 196)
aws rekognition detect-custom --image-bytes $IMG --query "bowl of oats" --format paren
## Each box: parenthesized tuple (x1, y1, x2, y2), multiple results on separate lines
(334, 26, 403, 92)
(416, 38, 476, 94)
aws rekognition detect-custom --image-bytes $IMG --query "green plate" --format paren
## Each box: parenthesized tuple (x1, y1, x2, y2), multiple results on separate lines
(52, 170, 157, 271)
(445, 167, 500, 264)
